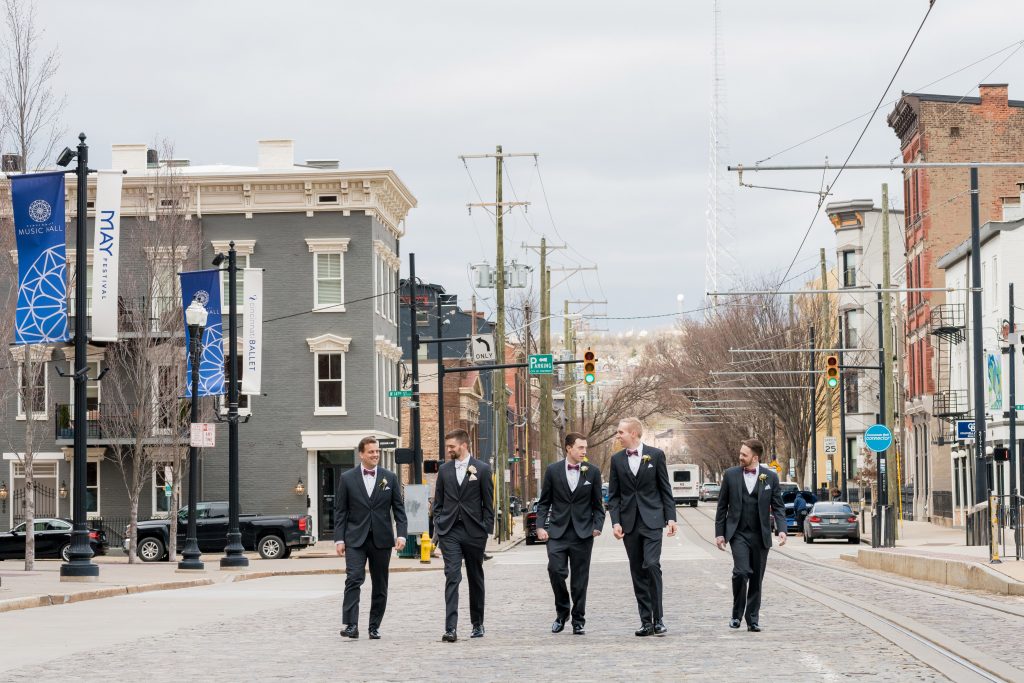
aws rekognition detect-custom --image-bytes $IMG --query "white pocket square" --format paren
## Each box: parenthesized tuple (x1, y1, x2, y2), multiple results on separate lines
(647, 464, 654, 469)
(584, 480, 592, 486)
(384, 486, 391, 491)
(763, 485, 770, 491)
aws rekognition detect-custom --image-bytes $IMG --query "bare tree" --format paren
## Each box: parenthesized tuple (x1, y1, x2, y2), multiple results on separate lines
(101, 145, 201, 562)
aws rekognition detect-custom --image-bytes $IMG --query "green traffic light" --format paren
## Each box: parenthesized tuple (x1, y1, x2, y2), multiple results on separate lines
(585, 373, 596, 384)
(827, 377, 838, 388)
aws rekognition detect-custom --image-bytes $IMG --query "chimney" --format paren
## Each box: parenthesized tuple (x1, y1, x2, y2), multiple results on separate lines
(147, 148, 159, 168)
(1, 153, 23, 172)
(305, 159, 339, 170)
(257, 139, 295, 170)
(111, 143, 149, 171)
(978, 83, 1009, 109)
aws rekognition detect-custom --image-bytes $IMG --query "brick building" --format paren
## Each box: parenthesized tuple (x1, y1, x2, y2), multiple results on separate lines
(887, 83, 1024, 524)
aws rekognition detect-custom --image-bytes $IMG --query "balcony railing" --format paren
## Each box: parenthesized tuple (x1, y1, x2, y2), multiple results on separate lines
(67, 296, 182, 336)
(54, 403, 107, 441)
(933, 390, 969, 419)
(54, 403, 186, 442)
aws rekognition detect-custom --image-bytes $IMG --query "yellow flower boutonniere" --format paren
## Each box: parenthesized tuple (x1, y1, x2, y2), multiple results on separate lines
(758, 473, 767, 483)
(641, 455, 651, 464)
(379, 478, 388, 490)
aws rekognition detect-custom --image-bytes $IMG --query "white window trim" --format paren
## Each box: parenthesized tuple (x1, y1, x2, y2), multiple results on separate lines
(13, 345, 54, 421)
(375, 336, 402, 420)
(307, 238, 350, 312)
(152, 465, 172, 518)
(308, 334, 351, 416)
(219, 339, 252, 417)
(86, 459, 101, 519)
(211, 240, 255, 313)
(66, 248, 95, 316)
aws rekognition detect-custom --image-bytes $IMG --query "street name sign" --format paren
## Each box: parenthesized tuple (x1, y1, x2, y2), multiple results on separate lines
(864, 424, 893, 453)
(377, 437, 398, 449)
(955, 420, 976, 440)
(388, 389, 413, 398)
(471, 334, 496, 363)
(190, 423, 216, 448)
(823, 436, 838, 455)
(528, 353, 554, 375)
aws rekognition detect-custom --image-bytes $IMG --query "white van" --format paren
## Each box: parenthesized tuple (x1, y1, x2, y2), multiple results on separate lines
(667, 464, 701, 507)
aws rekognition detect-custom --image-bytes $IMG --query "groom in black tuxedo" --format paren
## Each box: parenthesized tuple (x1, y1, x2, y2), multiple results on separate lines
(607, 417, 677, 637)
(714, 438, 786, 632)
(334, 436, 408, 640)
(433, 428, 494, 642)
(536, 432, 605, 635)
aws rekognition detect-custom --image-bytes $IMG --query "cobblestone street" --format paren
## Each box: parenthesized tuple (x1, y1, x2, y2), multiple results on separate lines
(1, 507, 969, 682)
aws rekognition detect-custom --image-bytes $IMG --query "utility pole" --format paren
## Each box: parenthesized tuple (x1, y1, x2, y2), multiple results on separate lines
(839, 314, 849, 502)
(881, 183, 898, 511)
(820, 248, 834, 492)
(1009, 283, 1018, 508)
(408, 254, 423, 485)
(523, 301, 532, 503)
(810, 325, 818, 491)
(564, 299, 575, 434)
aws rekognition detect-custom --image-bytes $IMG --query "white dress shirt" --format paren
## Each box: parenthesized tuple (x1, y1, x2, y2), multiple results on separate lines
(742, 466, 759, 494)
(455, 457, 469, 485)
(627, 444, 644, 476)
(363, 467, 378, 498)
(566, 460, 581, 491)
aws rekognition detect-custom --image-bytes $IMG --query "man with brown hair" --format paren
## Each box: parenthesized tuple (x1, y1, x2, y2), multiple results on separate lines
(334, 436, 407, 640)
(714, 438, 786, 632)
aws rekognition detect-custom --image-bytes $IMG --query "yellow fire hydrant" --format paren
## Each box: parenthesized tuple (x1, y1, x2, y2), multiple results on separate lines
(420, 532, 432, 563)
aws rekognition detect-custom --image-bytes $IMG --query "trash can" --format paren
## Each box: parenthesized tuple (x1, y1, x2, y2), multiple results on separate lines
(397, 533, 419, 559)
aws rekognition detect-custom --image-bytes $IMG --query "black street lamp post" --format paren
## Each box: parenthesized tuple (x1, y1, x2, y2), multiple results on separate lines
(214, 243, 248, 568)
(179, 298, 207, 570)
(59, 133, 99, 581)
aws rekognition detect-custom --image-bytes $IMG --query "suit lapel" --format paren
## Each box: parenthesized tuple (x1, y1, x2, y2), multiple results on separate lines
(368, 469, 384, 503)
(624, 451, 638, 481)
(353, 468, 371, 504)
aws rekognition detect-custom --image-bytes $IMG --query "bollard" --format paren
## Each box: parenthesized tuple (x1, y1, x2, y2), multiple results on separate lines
(420, 532, 432, 564)
(989, 491, 1001, 564)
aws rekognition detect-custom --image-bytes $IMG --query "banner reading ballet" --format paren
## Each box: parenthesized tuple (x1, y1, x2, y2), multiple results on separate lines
(11, 171, 70, 345)
(178, 269, 226, 397)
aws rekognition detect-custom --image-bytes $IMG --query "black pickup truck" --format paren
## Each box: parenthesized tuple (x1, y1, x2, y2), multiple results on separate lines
(130, 501, 314, 561)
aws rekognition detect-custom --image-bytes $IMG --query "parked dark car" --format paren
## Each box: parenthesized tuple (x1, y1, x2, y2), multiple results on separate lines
(0, 518, 108, 562)
(524, 501, 547, 546)
(699, 483, 720, 502)
(130, 502, 314, 561)
(804, 502, 860, 543)
(783, 489, 817, 533)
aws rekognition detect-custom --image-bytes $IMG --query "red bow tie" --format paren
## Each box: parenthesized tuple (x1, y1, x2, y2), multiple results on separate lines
(567, 464, 580, 471)
(743, 468, 757, 474)
(627, 450, 638, 457)
(363, 469, 375, 477)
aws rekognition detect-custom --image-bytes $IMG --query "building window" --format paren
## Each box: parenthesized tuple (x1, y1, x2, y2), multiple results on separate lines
(307, 334, 351, 415)
(17, 361, 47, 419)
(845, 372, 859, 413)
(210, 240, 256, 312)
(86, 461, 99, 516)
(219, 352, 250, 415)
(843, 310, 858, 349)
(306, 238, 350, 312)
(841, 251, 857, 287)
(154, 467, 172, 516)
(153, 364, 180, 435)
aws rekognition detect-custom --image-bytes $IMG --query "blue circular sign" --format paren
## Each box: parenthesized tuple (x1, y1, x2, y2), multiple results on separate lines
(864, 424, 893, 453)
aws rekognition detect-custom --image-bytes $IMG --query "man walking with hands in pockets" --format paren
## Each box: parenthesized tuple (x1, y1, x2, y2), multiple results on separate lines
(536, 432, 605, 635)
(607, 417, 677, 637)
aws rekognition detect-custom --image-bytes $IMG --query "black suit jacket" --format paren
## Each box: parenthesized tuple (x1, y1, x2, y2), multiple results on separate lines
(431, 457, 495, 541)
(332, 466, 408, 548)
(607, 445, 676, 534)
(714, 465, 786, 549)
(536, 460, 605, 540)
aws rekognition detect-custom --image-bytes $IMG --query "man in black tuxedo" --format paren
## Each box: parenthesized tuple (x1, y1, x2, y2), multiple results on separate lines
(607, 417, 677, 637)
(536, 432, 605, 635)
(433, 428, 494, 642)
(334, 436, 408, 640)
(714, 438, 786, 632)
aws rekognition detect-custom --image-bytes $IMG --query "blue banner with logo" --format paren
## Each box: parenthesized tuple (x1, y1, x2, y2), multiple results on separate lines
(178, 269, 225, 397)
(11, 171, 70, 344)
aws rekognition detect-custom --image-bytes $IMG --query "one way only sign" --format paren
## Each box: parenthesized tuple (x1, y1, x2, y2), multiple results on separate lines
(470, 334, 495, 363)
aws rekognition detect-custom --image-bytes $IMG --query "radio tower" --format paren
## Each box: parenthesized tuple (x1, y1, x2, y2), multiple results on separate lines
(704, 0, 732, 316)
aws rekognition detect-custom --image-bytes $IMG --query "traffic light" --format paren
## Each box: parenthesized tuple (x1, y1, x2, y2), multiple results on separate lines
(583, 349, 597, 384)
(825, 354, 839, 389)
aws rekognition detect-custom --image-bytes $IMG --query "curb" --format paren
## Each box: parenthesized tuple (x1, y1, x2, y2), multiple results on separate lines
(855, 548, 1024, 596)
(0, 578, 215, 614)
(227, 564, 443, 582)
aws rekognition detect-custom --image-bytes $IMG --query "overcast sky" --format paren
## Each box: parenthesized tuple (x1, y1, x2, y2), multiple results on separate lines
(33, 1, 1024, 332)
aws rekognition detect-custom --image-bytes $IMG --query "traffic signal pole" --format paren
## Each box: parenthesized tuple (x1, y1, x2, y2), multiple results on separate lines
(810, 325, 818, 491)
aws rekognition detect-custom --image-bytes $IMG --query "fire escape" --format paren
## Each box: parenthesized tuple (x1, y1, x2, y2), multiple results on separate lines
(930, 304, 967, 422)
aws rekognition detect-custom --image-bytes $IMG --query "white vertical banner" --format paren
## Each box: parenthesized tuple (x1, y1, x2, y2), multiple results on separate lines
(90, 170, 123, 341)
(241, 267, 263, 395)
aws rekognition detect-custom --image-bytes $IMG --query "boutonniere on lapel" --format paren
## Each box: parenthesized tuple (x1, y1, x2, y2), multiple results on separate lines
(642, 454, 653, 468)
(580, 464, 589, 473)
(758, 473, 767, 483)
(468, 465, 478, 481)
(379, 478, 390, 491)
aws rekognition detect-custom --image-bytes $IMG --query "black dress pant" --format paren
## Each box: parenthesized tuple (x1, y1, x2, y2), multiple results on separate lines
(439, 520, 487, 631)
(729, 529, 769, 624)
(342, 541, 393, 628)
(622, 521, 664, 624)
(546, 534, 594, 626)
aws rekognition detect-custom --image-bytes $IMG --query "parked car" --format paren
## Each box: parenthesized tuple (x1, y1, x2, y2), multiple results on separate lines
(668, 464, 701, 506)
(524, 501, 547, 546)
(698, 483, 721, 502)
(782, 489, 817, 533)
(602, 483, 610, 509)
(0, 518, 108, 562)
(130, 502, 314, 561)
(803, 502, 860, 543)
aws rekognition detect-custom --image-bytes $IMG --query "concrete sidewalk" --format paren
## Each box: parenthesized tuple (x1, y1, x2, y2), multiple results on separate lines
(850, 515, 1024, 594)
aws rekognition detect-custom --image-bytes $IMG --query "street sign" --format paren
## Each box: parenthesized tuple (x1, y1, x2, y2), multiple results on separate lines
(470, 334, 496, 363)
(823, 436, 838, 455)
(190, 423, 216, 448)
(164, 483, 172, 498)
(864, 424, 893, 453)
(528, 353, 554, 375)
(388, 389, 413, 398)
(377, 437, 398, 449)
(956, 419, 976, 440)
(768, 460, 782, 473)
(1016, 404, 1024, 411)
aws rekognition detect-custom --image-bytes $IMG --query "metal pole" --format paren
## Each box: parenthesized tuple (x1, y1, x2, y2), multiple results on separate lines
(876, 284, 888, 546)
(839, 314, 849, 503)
(540, 239, 553, 470)
(881, 183, 898, 511)
(221, 242, 248, 568)
(61, 133, 98, 581)
(179, 326, 204, 570)
(1009, 283, 1018, 504)
(494, 145, 509, 542)
(409, 255, 422, 485)
(436, 293, 445, 464)
(810, 325, 818, 491)
(970, 167, 988, 504)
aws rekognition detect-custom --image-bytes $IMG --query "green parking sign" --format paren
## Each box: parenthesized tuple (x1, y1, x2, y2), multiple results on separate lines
(528, 354, 554, 375)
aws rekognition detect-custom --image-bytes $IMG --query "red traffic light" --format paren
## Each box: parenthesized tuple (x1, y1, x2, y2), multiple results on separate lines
(584, 350, 596, 362)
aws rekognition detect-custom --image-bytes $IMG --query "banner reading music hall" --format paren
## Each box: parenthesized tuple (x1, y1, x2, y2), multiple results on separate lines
(11, 171, 70, 345)
(178, 269, 226, 397)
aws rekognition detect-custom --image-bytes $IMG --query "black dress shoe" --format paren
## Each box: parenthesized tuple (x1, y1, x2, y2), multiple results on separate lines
(471, 625, 485, 638)
(340, 624, 359, 639)
(441, 629, 457, 642)
(654, 620, 667, 636)
(572, 623, 586, 635)
(634, 623, 656, 637)
(551, 618, 566, 634)
(747, 623, 761, 632)
(729, 618, 741, 629)
(368, 627, 380, 640)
